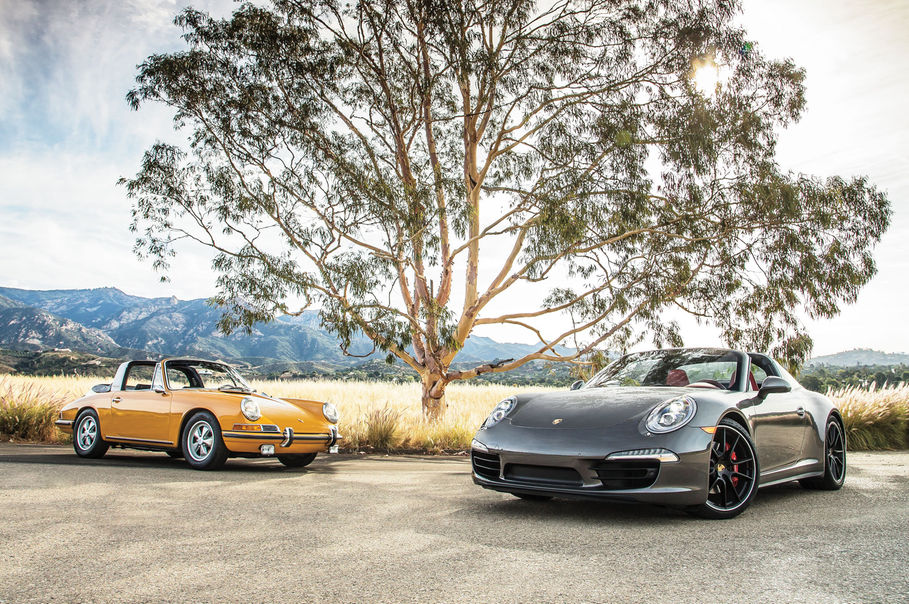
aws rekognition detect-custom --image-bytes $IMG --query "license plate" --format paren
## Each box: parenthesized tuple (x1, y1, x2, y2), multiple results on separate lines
(329, 445, 339, 454)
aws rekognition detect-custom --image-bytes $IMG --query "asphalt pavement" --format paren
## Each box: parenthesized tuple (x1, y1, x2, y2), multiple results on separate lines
(0, 444, 906, 603)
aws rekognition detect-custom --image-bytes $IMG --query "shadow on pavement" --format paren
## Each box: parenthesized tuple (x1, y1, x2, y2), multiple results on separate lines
(0, 447, 339, 477)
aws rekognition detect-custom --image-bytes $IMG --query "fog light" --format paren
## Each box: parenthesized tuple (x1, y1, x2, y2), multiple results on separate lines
(260, 444, 275, 456)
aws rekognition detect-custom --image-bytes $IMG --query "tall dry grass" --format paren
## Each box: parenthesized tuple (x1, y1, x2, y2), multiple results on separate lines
(831, 384, 909, 450)
(1, 375, 906, 452)
(0, 375, 552, 452)
(0, 378, 73, 443)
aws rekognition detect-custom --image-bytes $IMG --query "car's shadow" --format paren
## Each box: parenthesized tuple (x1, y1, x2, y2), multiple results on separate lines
(0, 447, 340, 477)
(464, 480, 826, 523)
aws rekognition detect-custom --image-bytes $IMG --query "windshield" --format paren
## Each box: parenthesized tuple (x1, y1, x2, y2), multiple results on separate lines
(586, 349, 746, 391)
(164, 360, 252, 392)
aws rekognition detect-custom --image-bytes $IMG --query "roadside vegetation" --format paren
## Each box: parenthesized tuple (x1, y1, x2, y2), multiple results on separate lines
(1, 376, 906, 452)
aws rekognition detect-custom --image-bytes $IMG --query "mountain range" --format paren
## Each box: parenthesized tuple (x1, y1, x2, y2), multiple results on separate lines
(0, 286, 566, 368)
(0, 286, 902, 374)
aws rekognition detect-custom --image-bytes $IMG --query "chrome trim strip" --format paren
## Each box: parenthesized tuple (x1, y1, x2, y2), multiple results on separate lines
(222, 432, 284, 441)
(107, 436, 174, 446)
(54, 419, 74, 427)
(281, 427, 294, 447)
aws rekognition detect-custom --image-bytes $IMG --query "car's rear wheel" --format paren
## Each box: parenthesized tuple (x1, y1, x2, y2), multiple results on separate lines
(800, 417, 846, 490)
(277, 453, 317, 468)
(73, 409, 109, 459)
(691, 419, 759, 519)
(181, 412, 228, 470)
(513, 493, 553, 502)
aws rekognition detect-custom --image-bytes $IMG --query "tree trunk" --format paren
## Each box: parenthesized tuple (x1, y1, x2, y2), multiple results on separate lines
(421, 374, 448, 421)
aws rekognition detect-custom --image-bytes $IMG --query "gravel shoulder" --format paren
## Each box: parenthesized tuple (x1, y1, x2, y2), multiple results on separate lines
(0, 444, 907, 603)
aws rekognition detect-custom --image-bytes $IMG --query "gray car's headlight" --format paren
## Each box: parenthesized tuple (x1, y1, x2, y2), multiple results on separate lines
(240, 397, 262, 421)
(322, 402, 339, 424)
(482, 397, 516, 429)
(646, 395, 697, 433)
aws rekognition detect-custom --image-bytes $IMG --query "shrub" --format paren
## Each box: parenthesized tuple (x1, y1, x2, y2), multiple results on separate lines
(830, 384, 909, 450)
(363, 406, 402, 451)
(0, 379, 69, 443)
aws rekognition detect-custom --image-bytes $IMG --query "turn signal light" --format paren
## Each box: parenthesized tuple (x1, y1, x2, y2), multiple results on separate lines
(700, 426, 718, 434)
(232, 424, 263, 431)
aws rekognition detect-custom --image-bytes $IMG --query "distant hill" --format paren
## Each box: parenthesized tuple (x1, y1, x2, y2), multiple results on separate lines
(805, 348, 909, 367)
(0, 294, 126, 356)
(0, 286, 571, 367)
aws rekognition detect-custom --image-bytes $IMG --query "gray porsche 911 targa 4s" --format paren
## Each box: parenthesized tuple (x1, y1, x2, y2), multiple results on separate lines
(471, 348, 846, 518)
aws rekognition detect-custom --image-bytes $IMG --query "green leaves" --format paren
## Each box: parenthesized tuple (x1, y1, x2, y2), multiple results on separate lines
(123, 0, 890, 379)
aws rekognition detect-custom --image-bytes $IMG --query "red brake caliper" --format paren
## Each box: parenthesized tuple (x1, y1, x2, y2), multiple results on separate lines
(724, 442, 739, 487)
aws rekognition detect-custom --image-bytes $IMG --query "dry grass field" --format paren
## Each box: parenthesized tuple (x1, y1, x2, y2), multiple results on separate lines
(1, 375, 906, 452)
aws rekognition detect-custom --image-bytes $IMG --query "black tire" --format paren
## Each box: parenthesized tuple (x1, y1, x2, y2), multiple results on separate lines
(181, 411, 228, 470)
(513, 493, 553, 502)
(690, 418, 760, 519)
(165, 450, 183, 459)
(800, 417, 846, 490)
(277, 453, 318, 468)
(72, 409, 109, 459)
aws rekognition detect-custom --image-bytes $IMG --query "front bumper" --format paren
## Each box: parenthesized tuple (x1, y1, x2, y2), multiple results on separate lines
(222, 425, 342, 454)
(471, 426, 713, 507)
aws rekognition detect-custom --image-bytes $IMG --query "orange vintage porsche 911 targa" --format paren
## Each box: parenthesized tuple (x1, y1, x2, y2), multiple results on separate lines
(55, 358, 341, 470)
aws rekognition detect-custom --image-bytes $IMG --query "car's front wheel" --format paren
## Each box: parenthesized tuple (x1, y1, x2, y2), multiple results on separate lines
(73, 409, 109, 459)
(691, 418, 759, 519)
(277, 453, 317, 468)
(800, 417, 846, 490)
(181, 412, 228, 470)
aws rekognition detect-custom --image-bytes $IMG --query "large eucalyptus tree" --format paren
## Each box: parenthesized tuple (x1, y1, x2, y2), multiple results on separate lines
(123, 0, 890, 417)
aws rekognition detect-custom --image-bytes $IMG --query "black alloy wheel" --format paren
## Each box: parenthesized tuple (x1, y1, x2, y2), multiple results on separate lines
(692, 418, 759, 519)
(800, 417, 846, 490)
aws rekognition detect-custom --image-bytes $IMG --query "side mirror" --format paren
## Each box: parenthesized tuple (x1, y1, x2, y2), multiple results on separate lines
(570, 380, 584, 391)
(757, 376, 791, 400)
(91, 384, 111, 394)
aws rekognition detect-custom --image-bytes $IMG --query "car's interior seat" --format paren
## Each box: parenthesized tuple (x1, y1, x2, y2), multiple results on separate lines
(729, 371, 759, 390)
(666, 369, 690, 387)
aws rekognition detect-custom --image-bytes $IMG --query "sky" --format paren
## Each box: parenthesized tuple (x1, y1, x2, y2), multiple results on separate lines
(0, 0, 906, 356)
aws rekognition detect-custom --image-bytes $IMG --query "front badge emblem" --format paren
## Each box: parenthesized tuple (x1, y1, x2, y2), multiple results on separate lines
(552, 418, 563, 425)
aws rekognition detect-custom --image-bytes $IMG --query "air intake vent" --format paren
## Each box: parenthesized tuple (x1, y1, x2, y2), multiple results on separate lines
(504, 464, 583, 487)
(593, 459, 660, 490)
(471, 451, 501, 480)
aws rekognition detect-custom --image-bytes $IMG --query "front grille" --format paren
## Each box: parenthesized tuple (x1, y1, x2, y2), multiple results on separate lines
(504, 464, 583, 487)
(593, 459, 660, 490)
(472, 451, 501, 480)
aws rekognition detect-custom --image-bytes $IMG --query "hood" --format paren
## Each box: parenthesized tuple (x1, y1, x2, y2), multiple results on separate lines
(508, 386, 693, 430)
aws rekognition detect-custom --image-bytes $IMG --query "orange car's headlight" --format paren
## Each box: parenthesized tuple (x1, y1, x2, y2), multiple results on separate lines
(322, 403, 339, 424)
(240, 397, 262, 421)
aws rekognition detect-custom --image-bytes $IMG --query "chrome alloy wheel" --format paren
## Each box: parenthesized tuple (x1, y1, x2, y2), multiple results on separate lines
(826, 420, 846, 483)
(186, 419, 215, 462)
(76, 415, 98, 451)
(706, 424, 758, 513)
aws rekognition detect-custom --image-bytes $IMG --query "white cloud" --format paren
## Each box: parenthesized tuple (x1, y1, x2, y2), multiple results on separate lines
(0, 0, 905, 357)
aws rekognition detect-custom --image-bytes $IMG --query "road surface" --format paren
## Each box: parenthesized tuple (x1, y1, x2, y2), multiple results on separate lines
(0, 444, 906, 602)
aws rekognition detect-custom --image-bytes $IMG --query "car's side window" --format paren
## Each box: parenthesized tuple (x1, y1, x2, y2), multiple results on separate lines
(166, 366, 194, 389)
(748, 354, 780, 388)
(124, 364, 155, 391)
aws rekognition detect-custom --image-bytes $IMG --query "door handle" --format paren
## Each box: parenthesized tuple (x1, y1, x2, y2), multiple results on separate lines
(796, 406, 805, 417)
(112, 397, 121, 404)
